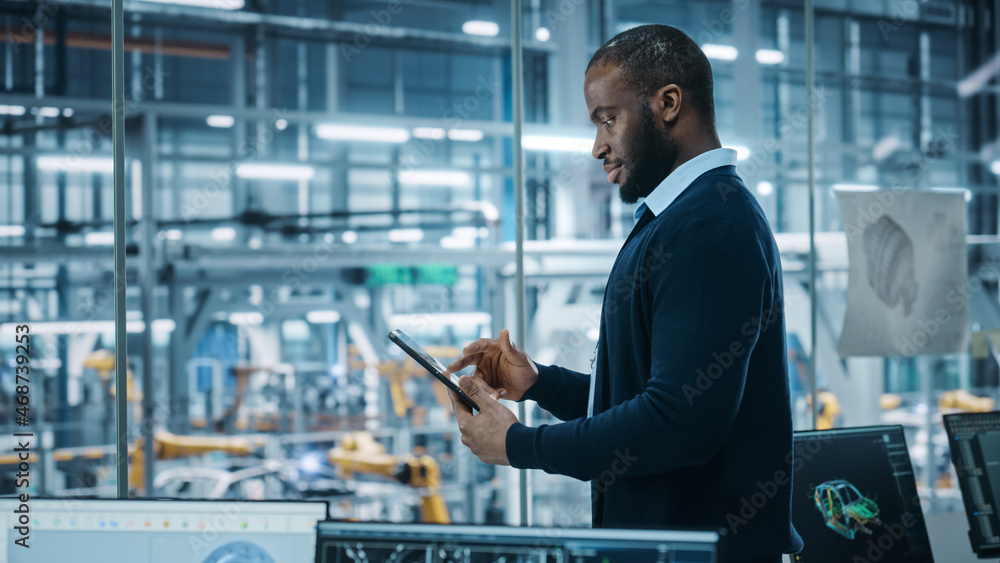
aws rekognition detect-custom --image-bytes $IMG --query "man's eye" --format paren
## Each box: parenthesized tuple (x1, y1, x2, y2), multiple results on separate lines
(603, 118, 614, 127)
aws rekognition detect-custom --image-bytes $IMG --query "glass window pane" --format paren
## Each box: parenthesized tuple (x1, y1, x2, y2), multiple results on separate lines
(0, 2, 119, 502)
(126, 0, 511, 531)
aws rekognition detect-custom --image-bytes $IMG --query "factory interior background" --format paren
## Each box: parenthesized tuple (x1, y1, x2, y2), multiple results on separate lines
(0, 0, 996, 556)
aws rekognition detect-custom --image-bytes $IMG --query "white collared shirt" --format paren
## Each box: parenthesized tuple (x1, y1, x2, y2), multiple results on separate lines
(587, 147, 739, 418)
(633, 147, 739, 224)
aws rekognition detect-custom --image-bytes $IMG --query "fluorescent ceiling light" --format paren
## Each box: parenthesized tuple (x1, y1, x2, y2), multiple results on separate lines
(207, 115, 235, 128)
(38, 107, 60, 118)
(281, 319, 311, 341)
(0, 319, 175, 335)
(522, 135, 592, 153)
(387, 228, 424, 243)
(756, 181, 774, 196)
(342, 230, 358, 244)
(37, 156, 113, 173)
(149, 319, 176, 333)
(63, 108, 74, 117)
(755, 49, 784, 65)
(316, 123, 409, 143)
(0, 225, 25, 237)
(306, 310, 342, 324)
(991, 160, 1000, 175)
(139, 0, 245, 9)
(462, 20, 499, 37)
(84, 231, 115, 246)
(164, 229, 183, 240)
(440, 236, 476, 249)
(275, 119, 288, 131)
(535, 27, 550, 42)
(390, 312, 492, 326)
(703, 44, 738, 61)
(832, 183, 879, 191)
(413, 127, 446, 140)
(236, 163, 315, 180)
(447, 129, 484, 142)
(726, 145, 751, 161)
(398, 170, 472, 187)
(229, 312, 264, 325)
(0, 105, 25, 116)
(212, 227, 237, 241)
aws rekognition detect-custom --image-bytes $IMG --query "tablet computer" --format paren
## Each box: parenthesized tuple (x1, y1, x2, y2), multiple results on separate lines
(387, 329, 479, 413)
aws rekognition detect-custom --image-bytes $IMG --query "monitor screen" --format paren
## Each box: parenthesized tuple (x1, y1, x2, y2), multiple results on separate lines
(944, 411, 1000, 557)
(0, 497, 327, 563)
(791, 425, 934, 563)
(314, 521, 720, 563)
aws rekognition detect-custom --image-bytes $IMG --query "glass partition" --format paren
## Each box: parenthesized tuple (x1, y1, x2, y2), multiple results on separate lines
(9, 0, 995, 542)
(0, 1, 118, 498)
(121, 0, 512, 526)
(809, 3, 982, 517)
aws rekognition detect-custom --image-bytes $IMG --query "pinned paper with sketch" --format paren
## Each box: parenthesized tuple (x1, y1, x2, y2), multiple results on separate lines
(836, 190, 968, 357)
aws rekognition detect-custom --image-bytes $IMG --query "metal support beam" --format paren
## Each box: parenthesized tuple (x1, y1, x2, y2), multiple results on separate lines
(139, 112, 157, 493)
(511, 0, 530, 528)
(806, 0, 818, 430)
(111, 0, 128, 499)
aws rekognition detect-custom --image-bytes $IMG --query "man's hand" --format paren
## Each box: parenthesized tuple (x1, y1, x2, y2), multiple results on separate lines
(446, 329, 539, 402)
(450, 375, 519, 466)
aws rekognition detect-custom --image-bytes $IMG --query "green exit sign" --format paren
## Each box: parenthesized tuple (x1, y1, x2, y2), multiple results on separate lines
(366, 264, 458, 286)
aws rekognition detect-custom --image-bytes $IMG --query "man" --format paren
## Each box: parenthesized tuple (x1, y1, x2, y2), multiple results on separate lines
(446, 25, 804, 562)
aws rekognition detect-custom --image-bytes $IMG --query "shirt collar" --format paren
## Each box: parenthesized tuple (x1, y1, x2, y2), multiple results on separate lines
(633, 147, 739, 224)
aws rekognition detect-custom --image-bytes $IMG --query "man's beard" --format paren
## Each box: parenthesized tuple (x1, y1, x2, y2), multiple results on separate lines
(618, 101, 678, 205)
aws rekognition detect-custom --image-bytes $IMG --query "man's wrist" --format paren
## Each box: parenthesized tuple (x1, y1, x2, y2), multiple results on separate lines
(505, 422, 538, 470)
(521, 362, 556, 403)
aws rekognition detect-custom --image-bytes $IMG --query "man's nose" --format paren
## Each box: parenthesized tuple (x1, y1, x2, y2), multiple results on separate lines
(592, 136, 608, 160)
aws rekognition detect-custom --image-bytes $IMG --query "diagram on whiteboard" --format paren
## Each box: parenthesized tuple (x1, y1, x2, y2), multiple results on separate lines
(836, 190, 968, 357)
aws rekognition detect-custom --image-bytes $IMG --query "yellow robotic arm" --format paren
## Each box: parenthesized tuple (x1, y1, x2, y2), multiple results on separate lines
(83, 349, 143, 404)
(940, 389, 995, 412)
(327, 431, 449, 524)
(129, 431, 261, 494)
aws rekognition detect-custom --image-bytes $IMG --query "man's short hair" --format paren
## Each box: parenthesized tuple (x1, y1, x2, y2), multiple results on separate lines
(587, 24, 716, 128)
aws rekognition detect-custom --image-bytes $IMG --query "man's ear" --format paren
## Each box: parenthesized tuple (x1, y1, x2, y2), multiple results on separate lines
(651, 84, 682, 125)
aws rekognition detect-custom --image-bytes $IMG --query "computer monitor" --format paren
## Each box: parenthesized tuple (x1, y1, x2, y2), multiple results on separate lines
(790, 425, 934, 563)
(0, 497, 328, 563)
(944, 411, 1000, 558)
(314, 521, 721, 562)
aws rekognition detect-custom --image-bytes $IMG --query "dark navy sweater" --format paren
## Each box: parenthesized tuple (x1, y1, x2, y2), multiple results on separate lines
(506, 166, 804, 561)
